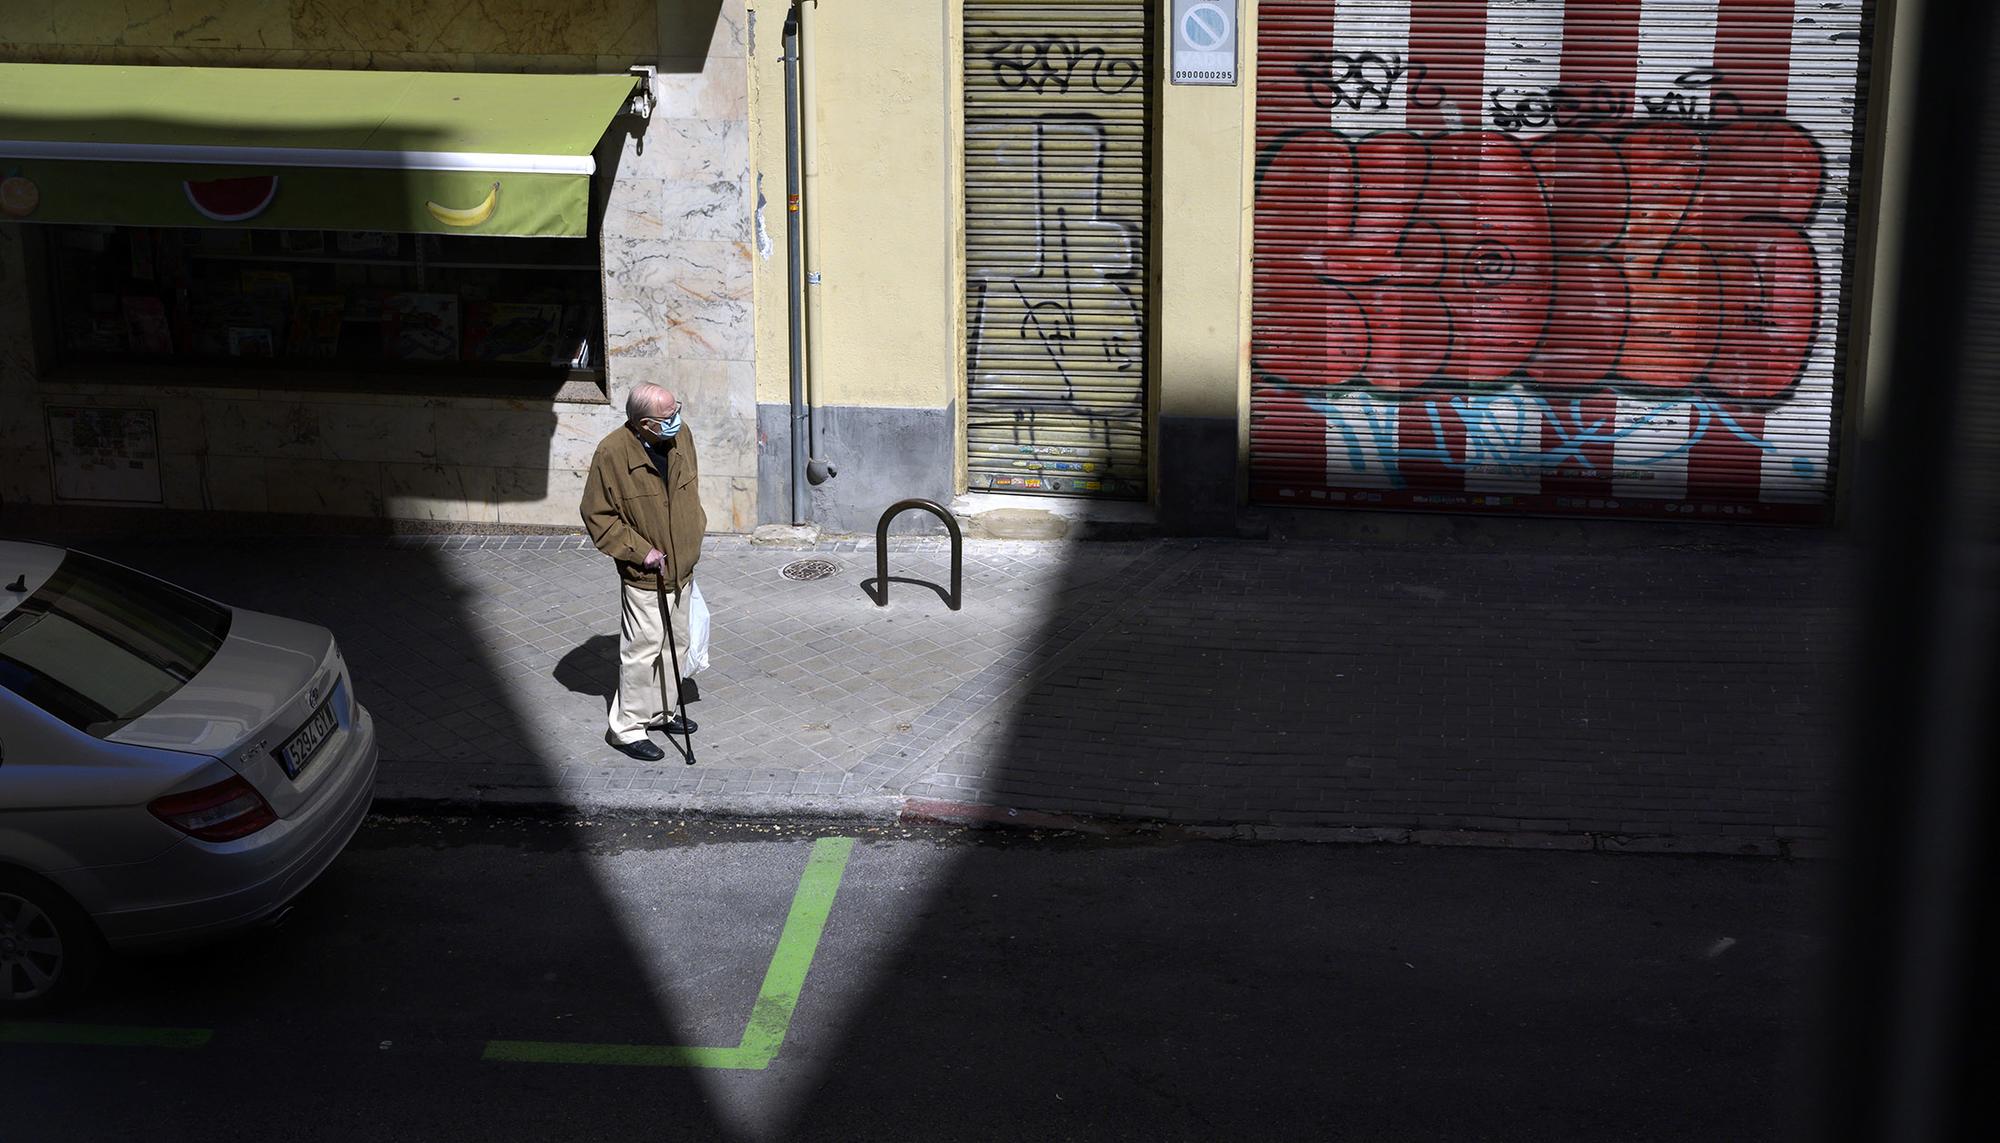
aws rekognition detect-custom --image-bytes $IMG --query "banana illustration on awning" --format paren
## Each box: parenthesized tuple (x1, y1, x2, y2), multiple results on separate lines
(427, 181, 500, 227)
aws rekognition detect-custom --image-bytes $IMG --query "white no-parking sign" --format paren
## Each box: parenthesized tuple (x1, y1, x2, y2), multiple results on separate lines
(1171, 0, 1237, 86)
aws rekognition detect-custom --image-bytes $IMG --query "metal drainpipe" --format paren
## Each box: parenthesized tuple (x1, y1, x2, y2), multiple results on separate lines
(800, 0, 835, 489)
(782, 6, 809, 524)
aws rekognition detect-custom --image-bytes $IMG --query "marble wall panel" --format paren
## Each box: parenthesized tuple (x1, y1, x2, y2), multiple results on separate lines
(200, 397, 336, 462)
(202, 455, 269, 513)
(148, 396, 206, 452)
(659, 0, 745, 60)
(287, 0, 654, 57)
(660, 176, 751, 243)
(0, 225, 48, 504)
(51, 1, 290, 48)
(613, 117, 750, 182)
(264, 458, 382, 517)
(608, 357, 754, 473)
(303, 402, 444, 465)
(603, 238, 753, 362)
(698, 473, 754, 534)
(676, 362, 757, 478)
(444, 406, 570, 471)
(549, 407, 624, 471)
(0, 431, 49, 503)
(497, 464, 590, 526)
(383, 460, 502, 523)
(0, 2, 55, 42)
(687, 419, 753, 490)
(603, 178, 667, 241)
(284, 2, 438, 53)
(651, 56, 748, 123)
(466, 52, 602, 75)
(157, 453, 206, 511)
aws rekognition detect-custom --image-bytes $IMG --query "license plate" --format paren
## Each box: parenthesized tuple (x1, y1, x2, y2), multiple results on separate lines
(279, 700, 338, 779)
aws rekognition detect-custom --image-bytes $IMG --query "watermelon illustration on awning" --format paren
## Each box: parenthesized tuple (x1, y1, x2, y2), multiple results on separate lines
(184, 175, 278, 222)
(0, 63, 639, 237)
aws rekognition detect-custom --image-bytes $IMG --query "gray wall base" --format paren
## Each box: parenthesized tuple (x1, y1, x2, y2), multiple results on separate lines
(758, 402, 955, 534)
(1158, 414, 1239, 535)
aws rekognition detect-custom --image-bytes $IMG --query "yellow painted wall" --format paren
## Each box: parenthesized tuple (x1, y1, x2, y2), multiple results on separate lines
(747, 2, 790, 408)
(1154, 2, 1256, 415)
(747, 0, 959, 413)
(747, 0, 1255, 504)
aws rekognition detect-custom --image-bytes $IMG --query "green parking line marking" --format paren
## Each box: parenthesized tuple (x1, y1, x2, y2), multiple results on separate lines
(484, 835, 856, 1071)
(0, 1022, 212, 1049)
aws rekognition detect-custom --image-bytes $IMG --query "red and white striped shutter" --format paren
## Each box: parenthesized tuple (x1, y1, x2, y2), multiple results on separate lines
(1249, 0, 1871, 522)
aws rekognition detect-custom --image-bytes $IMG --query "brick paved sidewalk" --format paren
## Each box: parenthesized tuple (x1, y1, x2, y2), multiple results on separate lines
(82, 524, 1853, 855)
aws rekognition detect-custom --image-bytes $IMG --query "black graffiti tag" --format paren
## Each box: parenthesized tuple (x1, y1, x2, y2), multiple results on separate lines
(1296, 52, 1453, 116)
(1642, 68, 1747, 123)
(966, 113, 1145, 495)
(985, 35, 1140, 96)
(1298, 51, 1408, 112)
(1488, 82, 1633, 131)
(1486, 71, 1753, 133)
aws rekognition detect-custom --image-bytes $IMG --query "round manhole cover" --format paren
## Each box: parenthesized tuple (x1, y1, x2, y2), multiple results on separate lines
(780, 558, 841, 582)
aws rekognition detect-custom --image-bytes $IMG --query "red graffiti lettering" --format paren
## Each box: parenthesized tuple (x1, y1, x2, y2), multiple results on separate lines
(1253, 117, 1824, 404)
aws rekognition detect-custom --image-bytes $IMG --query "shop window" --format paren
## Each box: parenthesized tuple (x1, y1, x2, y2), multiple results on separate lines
(41, 225, 603, 390)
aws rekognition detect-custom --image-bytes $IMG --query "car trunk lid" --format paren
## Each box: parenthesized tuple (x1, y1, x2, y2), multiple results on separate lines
(109, 609, 347, 817)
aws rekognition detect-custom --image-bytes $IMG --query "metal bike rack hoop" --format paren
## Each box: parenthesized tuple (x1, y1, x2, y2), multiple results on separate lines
(874, 498, 962, 611)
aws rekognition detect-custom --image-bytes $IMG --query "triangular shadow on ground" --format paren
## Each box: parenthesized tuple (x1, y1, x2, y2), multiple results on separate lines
(763, 521, 1841, 1139)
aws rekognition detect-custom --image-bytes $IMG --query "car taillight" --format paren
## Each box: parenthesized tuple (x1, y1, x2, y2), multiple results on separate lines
(149, 776, 278, 842)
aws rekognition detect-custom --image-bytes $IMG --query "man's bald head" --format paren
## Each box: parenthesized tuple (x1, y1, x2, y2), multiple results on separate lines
(626, 383, 679, 424)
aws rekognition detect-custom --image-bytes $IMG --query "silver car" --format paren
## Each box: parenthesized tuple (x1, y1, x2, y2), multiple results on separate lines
(0, 540, 377, 1013)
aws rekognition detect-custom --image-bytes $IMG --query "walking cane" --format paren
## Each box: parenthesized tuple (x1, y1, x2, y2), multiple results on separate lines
(656, 565, 696, 765)
(656, 433, 696, 763)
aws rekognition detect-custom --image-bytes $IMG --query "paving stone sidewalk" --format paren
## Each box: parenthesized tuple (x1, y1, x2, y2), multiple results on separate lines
(94, 525, 1854, 854)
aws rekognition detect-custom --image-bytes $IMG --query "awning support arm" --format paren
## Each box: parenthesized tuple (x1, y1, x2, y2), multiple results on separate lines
(626, 65, 657, 121)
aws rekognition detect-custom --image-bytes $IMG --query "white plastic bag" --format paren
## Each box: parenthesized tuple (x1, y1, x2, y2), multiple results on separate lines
(685, 579, 711, 675)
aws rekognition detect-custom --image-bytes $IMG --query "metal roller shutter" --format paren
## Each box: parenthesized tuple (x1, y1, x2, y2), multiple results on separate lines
(964, 0, 1151, 498)
(1249, 0, 1873, 523)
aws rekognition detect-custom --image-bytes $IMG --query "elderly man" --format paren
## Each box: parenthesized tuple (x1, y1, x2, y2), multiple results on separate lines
(580, 383, 707, 761)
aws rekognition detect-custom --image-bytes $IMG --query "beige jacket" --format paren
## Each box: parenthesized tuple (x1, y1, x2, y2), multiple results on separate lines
(579, 424, 707, 591)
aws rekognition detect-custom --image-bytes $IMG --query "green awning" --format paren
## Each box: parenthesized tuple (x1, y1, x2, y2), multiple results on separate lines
(0, 64, 639, 237)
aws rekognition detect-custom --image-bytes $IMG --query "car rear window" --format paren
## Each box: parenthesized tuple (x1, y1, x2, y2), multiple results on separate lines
(0, 550, 231, 737)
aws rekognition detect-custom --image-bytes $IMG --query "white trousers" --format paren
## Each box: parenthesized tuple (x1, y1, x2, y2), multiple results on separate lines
(609, 578, 693, 744)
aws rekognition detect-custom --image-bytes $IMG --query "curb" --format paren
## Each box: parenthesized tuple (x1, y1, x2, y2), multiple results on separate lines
(368, 788, 906, 826)
(362, 791, 1821, 858)
(896, 799, 1818, 857)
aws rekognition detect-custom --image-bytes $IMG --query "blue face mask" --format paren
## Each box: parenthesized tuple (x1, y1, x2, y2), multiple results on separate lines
(648, 411, 682, 439)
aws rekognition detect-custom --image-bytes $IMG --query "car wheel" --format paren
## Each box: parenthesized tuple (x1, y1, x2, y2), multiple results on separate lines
(0, 869, 104, 1015)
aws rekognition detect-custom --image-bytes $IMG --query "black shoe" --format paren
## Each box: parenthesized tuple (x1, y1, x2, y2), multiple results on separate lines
(656, 714, 697, 736)
(606, 735, 666, 761)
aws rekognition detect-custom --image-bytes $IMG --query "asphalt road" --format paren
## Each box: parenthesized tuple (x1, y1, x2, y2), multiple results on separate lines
(7, 818, 1823, 1142)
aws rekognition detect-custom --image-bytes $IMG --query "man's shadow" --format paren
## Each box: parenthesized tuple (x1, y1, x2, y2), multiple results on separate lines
(555, 634, 700, 703)
(554, 634, 619, 698)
